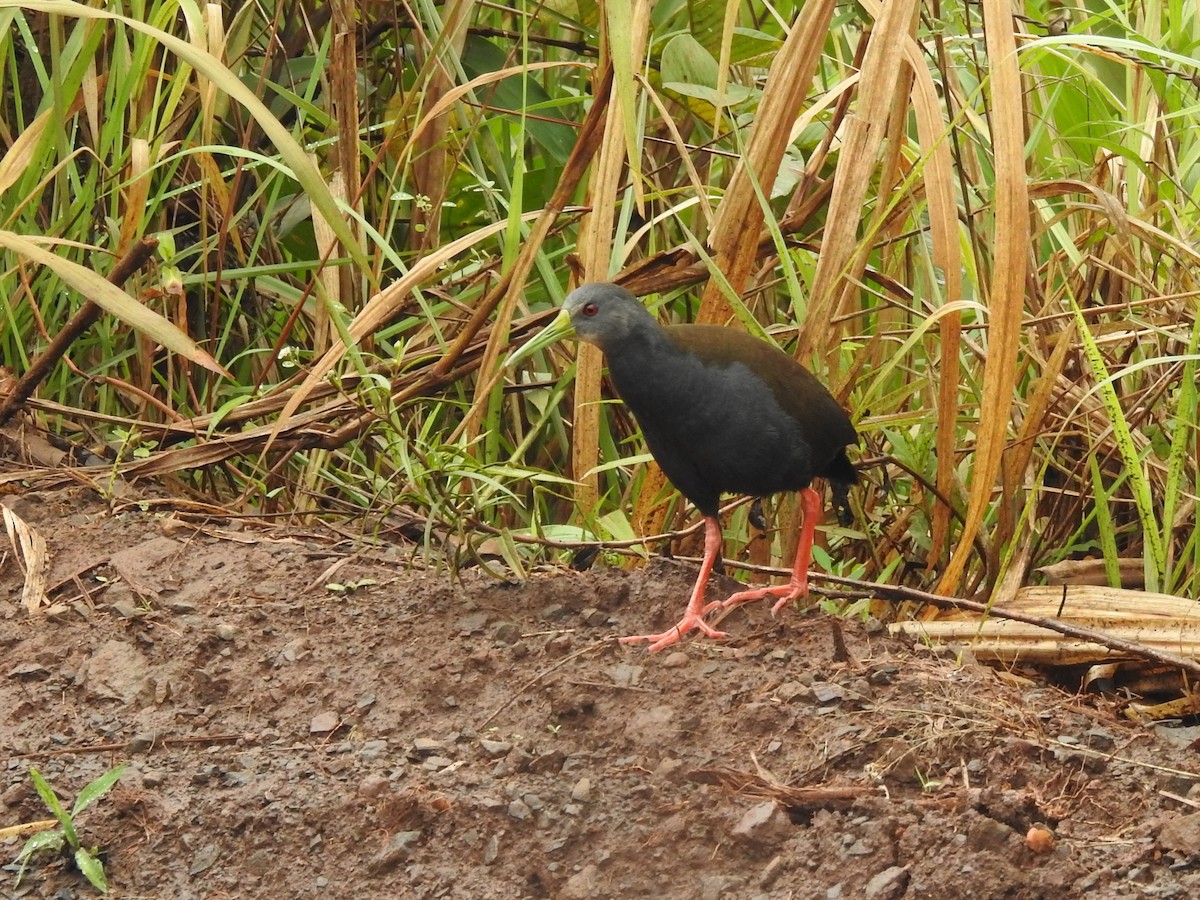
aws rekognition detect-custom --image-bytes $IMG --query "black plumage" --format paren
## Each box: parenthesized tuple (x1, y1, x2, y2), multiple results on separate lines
(510, 283, 857, 651)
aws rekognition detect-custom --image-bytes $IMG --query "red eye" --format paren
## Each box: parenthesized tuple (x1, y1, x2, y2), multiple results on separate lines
(582, 302, 599, 316)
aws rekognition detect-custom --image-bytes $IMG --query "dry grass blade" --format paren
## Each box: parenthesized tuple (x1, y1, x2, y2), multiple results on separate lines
(687, 767, 876, 809)
(697, 0, 836, 324)
(908, 41, 964, 568)
(796, 0, 918, 362)
(407, 0, 471, 252)
(937, 0, 1029, 594)
(573, 20, 648, 513)
(892, 584, 1200, 666)
(3, 505, 49, 613)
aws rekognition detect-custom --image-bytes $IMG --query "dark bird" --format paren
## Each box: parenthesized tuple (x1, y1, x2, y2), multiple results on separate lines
(508, 283, 857, 651)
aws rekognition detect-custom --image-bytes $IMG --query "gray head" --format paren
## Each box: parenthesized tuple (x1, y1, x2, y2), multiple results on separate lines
(561, 283, 657, 351)
(506, 283, 658, 368)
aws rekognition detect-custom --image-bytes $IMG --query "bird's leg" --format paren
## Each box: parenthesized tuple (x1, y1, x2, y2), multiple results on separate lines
(706, 486, 823, 617)
(619, 516, 729, 652)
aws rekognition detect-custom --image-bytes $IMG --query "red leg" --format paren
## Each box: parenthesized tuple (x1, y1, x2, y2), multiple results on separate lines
(619, 516, 729, 652)
(706, 486, 823, 617)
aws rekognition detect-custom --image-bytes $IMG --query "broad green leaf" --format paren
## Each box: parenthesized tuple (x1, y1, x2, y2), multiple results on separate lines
(72, 764, 126, 816)
(75, 846, 109, 893)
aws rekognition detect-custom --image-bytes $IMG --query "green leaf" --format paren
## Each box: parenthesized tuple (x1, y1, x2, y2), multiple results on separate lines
(661, 33, 719, 90)
(72, 764, 126, 817)
(75, 845, 109, 893)
(1070, 298, 1166, 592)
(28, 768, 77, 848)
(15, 829, 65, 887)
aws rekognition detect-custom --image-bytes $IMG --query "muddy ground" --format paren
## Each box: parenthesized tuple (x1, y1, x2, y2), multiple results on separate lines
(3, 485, 1200, 899)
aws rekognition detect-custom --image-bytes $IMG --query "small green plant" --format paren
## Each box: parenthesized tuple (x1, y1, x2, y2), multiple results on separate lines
(325, 577, 378, 594)
(14, 764, 126, 894)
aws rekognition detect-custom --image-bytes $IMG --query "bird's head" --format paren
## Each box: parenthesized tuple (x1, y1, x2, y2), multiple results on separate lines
(506, 283, 654, 367)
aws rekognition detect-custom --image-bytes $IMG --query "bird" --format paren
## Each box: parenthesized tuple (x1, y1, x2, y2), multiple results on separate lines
(508, 283, 857, 652)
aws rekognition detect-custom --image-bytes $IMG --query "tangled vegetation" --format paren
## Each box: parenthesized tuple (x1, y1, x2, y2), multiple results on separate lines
(0, 0, 1196, 603)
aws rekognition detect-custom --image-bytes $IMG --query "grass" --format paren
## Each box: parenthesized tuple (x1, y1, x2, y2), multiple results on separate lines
(0, 0, 1196, 609)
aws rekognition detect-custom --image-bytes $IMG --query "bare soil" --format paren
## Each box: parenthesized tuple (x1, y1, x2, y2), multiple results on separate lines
(4, 486, 1200, 899)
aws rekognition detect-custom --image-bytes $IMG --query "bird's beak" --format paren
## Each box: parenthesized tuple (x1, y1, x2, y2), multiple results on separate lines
(504, 308, 575, 368)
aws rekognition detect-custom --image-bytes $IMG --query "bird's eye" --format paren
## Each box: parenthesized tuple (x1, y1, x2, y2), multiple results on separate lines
(582, 302, 599, 317)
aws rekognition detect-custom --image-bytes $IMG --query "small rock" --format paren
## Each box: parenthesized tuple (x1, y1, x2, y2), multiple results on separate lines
(358, 774, 390, 798)
(1084, 727, 1116, 750)
(1158, 811, 1200, 853)
(759, 854, 786, 887)
(360, 739, 389, 761)
(776, 681, 813, 703)
(370, 830, 421, 872)
(540, 603, 568, 621)
(864, 866, 909, 900)
(581, 607, 607, 626)
(142, 770, 164, 788)
(483, 833, 500, 864)
(214, 622, 237, 641)
(492, 622, 522, 644)
(698, 875, 738, 899)
(966, 817, 1012, 852)
(544, 634, 573, 656)
(1127, 865, 1153, 884)
(562, 863, 599, 898)
(607, 663, 645, 687)
(660, 651, 690, 668)
(811, 682, 845, 703)
(523, 793, 544, 811)
(110, 600, 142, 619)
(309, 711, 339, 734)
(126, 732, 156, 752)
(529, 750, 566, 774)
(846, 838, 872, 856)
(480, 739, 512, 758)
(867, 664, 899, 684)
(654, 757, 685, 779)
(188, 844, 220, 875)
(458, 611, 489, 633)
(422, 755, 454, 771)
(413, 738, 445, 755)
(733, 802, 791, 845)
(571, 777, 592, 802)
(508, 799, 533, 821)
(244, 849, 273, 877)
(85, 639, 150, 702)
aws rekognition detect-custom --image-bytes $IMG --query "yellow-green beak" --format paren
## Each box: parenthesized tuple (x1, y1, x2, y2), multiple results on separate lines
(504, 308, 576, 369)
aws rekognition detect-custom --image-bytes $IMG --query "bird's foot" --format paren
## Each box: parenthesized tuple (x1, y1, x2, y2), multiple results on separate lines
(705, 581, 808, 618)
(619, 614, 728, 653)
